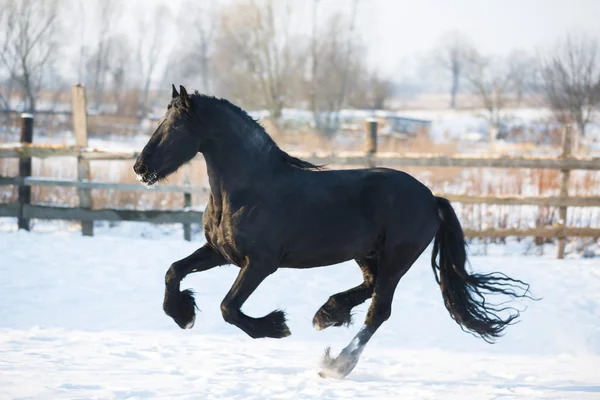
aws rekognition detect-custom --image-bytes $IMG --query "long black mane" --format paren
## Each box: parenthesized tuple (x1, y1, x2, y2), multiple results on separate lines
(188, 92, 322, 171)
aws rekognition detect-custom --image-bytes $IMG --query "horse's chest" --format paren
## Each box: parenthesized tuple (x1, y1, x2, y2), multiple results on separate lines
(204, 208, 249, 266)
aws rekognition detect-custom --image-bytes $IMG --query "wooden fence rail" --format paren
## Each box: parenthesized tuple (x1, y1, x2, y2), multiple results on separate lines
(1, 85, 599, 257)
(2, 176, 600, 207)
(0, 203, 203, 224)
(2, 144, 600, 170)
(0, 177, 207, 193)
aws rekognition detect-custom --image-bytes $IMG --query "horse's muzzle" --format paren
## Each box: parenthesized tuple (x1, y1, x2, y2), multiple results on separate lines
(133, 161, 157, 185)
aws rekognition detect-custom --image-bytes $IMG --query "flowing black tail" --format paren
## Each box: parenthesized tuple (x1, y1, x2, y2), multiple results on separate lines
(431, 197, 532, 343)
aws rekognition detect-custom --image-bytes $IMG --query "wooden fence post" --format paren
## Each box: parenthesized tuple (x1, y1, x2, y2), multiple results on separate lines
(18, 113, 34, 231)
(557, 125, 573, 259)
(183, 165, 192, 241)
(365, 118, 378, 168)
(72, 84, 94, 237)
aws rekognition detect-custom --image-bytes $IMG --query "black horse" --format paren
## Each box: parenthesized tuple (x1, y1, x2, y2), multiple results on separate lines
(134, 85, 531, 379)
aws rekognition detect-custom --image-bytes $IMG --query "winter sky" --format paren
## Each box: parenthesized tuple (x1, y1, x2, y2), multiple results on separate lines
(364, 0, 600, 74)
(77, 0, 600, 83)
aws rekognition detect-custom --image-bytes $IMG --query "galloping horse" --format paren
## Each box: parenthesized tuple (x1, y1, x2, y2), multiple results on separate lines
(134, 86, 531, 378)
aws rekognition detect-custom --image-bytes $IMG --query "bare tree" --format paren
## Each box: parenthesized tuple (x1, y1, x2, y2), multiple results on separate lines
(332, 0, 360, 129)
(507, 50, 538, 106)
(308, 0, 320, 127)
(0, 0, 59, 112)
(185, 1, 216, 93)
(0, 0, 14, 110)
(213, 0, 298, 120)
(433, 31, 473, 109)
(90, 0, 121, 109)
(0, 1, 9, 54)
(367, 72, 395, 110)
(309, 0, 363, 136)
(105, 33, 133, 114)
(540, 33, 600, 138)
(346, 70, 394, 110)
(136, 5, 172, 117)
(371, 75, 394, 110)
(164, 1, 217, 93)
(76, 0, 87, 85)
(464, 50, 513, 142)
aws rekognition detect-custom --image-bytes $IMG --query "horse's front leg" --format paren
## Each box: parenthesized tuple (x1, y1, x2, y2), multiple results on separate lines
(220, 260, 290, 339)
(164, 243, 227, 329)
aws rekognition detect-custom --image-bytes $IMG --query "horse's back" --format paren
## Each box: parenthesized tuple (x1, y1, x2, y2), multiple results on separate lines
(301, 167, 437, 220)
(274, 167, 440, 268)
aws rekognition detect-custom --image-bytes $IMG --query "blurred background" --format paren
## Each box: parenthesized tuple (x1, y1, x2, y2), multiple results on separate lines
(1, 0, 599, 256)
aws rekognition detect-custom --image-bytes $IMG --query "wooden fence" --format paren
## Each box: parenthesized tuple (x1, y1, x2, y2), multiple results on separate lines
(1, 85, 600, 258)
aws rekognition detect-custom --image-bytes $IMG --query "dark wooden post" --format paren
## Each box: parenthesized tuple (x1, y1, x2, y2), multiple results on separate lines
(365, 118, 378, 168)
(72, 84, 94, 236)
(18, 113, 34, 231)
(557, 125, 573, 259)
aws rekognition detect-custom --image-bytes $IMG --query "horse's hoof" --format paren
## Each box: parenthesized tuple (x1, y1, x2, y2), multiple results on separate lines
(280, 323, 291, 338)
(165, 289, 198, 330)
(312, 302, 352, 331)
(184, 314, 196, 329)
(318, 346, 361, 379)
(247, 309, 292, 339)
(312, 316, 335, 331)
(266, 309, 291, 338)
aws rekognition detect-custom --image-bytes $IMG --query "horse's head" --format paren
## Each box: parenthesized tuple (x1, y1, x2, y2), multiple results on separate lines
(134, 85, 201, 185)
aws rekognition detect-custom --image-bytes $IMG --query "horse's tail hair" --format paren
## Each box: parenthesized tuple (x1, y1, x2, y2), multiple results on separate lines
(431, 196, 532, 343)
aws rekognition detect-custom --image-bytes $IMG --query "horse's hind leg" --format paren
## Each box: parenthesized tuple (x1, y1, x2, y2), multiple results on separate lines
(319, 243, 427, 379)
(313, 257, 377, 330)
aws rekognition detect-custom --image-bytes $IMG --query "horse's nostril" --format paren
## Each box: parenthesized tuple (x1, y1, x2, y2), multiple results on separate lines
(134, 163, 149, 175)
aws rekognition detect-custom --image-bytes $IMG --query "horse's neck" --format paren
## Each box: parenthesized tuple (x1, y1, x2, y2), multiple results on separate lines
(203, 142, 271, 204)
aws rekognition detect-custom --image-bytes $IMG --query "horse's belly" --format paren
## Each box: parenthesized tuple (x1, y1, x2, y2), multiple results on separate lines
(282, 252, 356, 269)
(280, 231, 374, 269)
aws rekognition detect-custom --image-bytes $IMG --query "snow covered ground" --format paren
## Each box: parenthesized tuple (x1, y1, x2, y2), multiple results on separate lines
(1, 230, 600, 399)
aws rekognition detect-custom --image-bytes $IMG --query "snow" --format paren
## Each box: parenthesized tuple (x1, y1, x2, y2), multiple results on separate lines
(1, 230, 600, 399)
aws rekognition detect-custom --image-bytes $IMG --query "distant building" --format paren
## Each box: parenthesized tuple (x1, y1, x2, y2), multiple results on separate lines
(380, 115, 432, 138)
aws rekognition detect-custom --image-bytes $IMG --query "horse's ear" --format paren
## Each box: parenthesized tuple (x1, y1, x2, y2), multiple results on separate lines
(179, 85, 190, 108)
(172, 84, 179, 98)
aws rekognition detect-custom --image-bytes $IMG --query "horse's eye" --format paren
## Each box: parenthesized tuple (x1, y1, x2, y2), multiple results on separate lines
(167, 104, 172, 110)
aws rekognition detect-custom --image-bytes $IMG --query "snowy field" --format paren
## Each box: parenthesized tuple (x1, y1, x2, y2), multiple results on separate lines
(1, 229, 600, 399)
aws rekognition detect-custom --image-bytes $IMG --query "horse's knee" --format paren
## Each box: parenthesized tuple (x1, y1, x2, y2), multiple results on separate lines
(366, 301, 392, 325)
(220, 301, 239, 325)
(165, 263, 179, 284)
